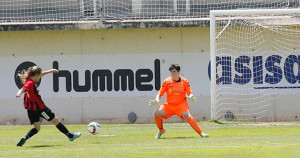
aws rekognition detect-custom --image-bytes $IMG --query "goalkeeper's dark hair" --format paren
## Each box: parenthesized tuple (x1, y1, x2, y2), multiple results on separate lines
(169, 64, 180, 72)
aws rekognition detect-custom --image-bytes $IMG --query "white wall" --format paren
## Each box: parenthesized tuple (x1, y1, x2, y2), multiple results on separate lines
(0, 27, 299, 125)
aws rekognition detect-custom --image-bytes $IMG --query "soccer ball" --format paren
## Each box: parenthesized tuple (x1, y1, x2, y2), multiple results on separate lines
(87, 122, 100, 135)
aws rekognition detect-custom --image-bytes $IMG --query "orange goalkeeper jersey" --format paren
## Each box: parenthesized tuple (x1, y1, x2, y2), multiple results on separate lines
(159, 77, 193, 104)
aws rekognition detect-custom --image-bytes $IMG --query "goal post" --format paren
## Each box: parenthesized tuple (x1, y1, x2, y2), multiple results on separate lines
(210, 8, 300, 121)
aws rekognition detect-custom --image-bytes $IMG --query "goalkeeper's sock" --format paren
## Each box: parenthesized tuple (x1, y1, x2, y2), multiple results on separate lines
(25, 128, 38, 140)
(186, 116, 202, 135)
(154, 116, 164, 132)
(56, 122, 74, 138)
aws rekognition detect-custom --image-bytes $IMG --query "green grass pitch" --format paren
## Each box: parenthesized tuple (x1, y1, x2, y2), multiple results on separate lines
(1, 122, 300, 158)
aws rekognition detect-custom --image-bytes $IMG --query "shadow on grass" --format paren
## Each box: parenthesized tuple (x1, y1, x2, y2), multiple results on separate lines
(28, 144, 62, 148)
(161, 136, 194, 139)
(209, 119, 225, 124)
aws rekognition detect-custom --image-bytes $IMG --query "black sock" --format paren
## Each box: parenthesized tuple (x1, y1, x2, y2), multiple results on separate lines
(25, 128, 38, 140)
(56, 122, 73, 138)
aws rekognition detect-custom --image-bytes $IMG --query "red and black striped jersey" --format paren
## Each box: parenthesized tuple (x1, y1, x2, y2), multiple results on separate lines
(22, 78, 46, 111)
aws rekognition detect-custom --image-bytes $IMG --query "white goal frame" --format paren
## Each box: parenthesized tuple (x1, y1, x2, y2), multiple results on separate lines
(210, 8, 300, 121)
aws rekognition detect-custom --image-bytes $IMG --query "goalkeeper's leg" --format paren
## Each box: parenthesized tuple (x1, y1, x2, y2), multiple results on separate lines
(182, 111, 209, 138)
(153, 105, 168, 139)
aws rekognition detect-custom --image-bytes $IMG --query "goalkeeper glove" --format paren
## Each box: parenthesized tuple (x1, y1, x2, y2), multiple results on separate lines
(149, 99, 159, 106)
(187, 94, 197, 102)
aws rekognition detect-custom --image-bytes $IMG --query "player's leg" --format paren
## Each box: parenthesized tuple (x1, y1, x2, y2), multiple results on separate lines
(181, 111, 202, 134)
(50, 116, 73, 138)
(175, 103, 208, 138)
(181, 111, 208, 138)
(17, 111, 41, 146)
(41, 107, 81, 141)
(153, 104, 173, 139)
(153, 105, 167, 133)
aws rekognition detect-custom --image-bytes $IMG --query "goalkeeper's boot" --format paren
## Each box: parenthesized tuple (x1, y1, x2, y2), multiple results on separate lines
(155, 129, 166, 139)
(200, 132, 209, 138)
(69, 132, 82, 141)
(17, 137, 27, 146)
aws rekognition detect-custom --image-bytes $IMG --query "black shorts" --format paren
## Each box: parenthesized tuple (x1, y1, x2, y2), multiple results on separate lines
(27, 107, 55, 124)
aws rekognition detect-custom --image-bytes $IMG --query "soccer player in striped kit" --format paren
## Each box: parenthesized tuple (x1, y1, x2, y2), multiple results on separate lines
(16, 66, 81, 146)
(149, 64, 209, 139)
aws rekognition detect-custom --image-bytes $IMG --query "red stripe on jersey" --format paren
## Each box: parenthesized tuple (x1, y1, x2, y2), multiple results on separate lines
(22, 78, 46, 111)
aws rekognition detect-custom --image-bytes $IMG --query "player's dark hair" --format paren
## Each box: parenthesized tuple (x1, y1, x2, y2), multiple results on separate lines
(169, 64, 180, 72)
(17, 66, 42, 83)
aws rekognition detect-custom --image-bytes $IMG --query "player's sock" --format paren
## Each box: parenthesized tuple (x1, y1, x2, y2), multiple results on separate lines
(154, 116, 164, 132)
(186, 116, 202, 135)
(25, 128, 38, 140)
(56, 122, 74, 138)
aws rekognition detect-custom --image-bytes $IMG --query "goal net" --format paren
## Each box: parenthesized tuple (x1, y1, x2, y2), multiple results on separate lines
(210, 9, 300, 121)
(104, 0, 292, 21)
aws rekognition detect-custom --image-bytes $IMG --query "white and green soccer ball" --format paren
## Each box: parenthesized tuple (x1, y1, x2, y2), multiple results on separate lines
(87, 122, 100, 135)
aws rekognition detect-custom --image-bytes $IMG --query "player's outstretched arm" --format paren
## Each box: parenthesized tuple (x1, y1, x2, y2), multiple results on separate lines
(42, 69, 59, 76)
(16, 88, 25, 98)
(149, 93, 162, 106)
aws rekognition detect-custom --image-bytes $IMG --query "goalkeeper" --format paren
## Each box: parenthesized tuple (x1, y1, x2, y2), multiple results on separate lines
(149, 64, 208, 139)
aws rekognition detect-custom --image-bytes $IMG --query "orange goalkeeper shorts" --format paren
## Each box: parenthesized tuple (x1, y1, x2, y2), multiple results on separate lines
(159, 101, 190, 120)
